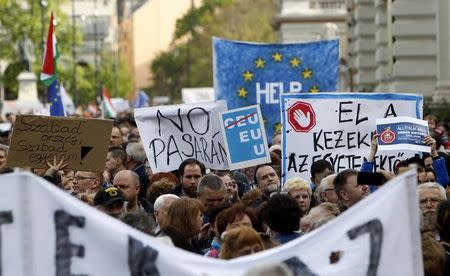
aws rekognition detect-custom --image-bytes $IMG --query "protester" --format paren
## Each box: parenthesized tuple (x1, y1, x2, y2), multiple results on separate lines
(120, 210, 156, 235)
(309, 159, 334, 190)
(173, 158, 205, 198)
(436, 200, 450, 275)
(147, 174, 178, 203)
(284, 177, 312, 214)
(197, 175, 227, 222)
(300, 202, 340, 233)
(113, 170, 153, 214)
(425, 114, 450, 150)
(73, 171, 103, 205)
(203, 203, 232, 258)
(125, 142, 150, 198)
(218, 172, 240, 203)
(261, 194, 301, 244)
(0, 144, 8, 169)
(418, 182, 447, 233)
(61, 170, 74, 193)
(104, 146, 127, 184)
(220, 226, 264, 260)
(110, 126, 124, 147)
(315, 174, 338, 204)
(254, 164, 280, 198)
(94, 186, 127, 218)
(160, 198, 204, 254)
(334, 169, 370, 211)
(153, 194, 179, 236)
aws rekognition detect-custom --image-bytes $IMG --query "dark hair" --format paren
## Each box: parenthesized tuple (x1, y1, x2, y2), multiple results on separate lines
(436, 200, 450, 242)
(208, 203, 231, 227)
(178, 158, 206, 178)
(310, 159, 334, 180)
(407, 156, 425, 169)
(198, 174, 225, 194)
(333, 169, 358, 200)
(216, 204, 258, 236)
(253, 164, 273, 184)
(262, 194, 301, 233)
(108, 146, 127, 164)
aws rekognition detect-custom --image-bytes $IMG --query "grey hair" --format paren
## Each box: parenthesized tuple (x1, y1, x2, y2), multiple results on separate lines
(417, 182, 447, 200)
(315, 174, 336, 203)
(126, 142, 147, 164)
(154, 194, 179, 212)
(0, 144, 8, 152)
(197, 174, 225, 194)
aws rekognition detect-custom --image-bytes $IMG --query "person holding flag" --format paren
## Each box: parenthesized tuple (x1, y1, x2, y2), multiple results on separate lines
(40, 12, 65, 116)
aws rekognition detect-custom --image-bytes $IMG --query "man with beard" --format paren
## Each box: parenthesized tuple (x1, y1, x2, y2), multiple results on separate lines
(173, 158, 205, 198)
(254, 165, 280, 199)
(334, 169, 370, 212)
(418, 182, 447, 233)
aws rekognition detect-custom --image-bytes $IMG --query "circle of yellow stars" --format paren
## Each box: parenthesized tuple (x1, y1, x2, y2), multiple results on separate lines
(237, 52, 320, 98)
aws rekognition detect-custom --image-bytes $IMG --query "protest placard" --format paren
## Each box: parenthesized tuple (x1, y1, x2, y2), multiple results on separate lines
(376, 116, 429, 153)
(0, 169, 422, 275)
(214, 37, 339, 139)
(281, 93, 423, 181)
(7, 115, 113, 172)
(220, 105, 270, 170)
(134, 101, 228, 173)
(181, 87, 215, 104)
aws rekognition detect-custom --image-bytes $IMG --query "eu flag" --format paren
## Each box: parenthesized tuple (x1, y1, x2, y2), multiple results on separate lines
(213, 38, 339, 139)
(49, 80, 65, 116)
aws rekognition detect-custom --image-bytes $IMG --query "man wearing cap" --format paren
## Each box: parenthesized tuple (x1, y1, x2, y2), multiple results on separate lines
(94, 186, 127, 218)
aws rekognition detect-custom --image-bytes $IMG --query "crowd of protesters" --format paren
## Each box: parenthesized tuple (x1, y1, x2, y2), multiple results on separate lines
(0, 111, 449, 275)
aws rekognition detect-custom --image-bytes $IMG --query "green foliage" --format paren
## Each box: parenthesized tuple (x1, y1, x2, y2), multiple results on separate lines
(99, 50, 134, 99)
(150, 0, 276, 101)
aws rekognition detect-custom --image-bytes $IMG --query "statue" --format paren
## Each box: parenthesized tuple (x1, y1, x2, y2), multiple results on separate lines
(17, 35, 36, 72)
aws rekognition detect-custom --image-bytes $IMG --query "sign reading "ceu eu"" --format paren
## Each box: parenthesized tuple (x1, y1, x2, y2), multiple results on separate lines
(220, 105, 271, 170)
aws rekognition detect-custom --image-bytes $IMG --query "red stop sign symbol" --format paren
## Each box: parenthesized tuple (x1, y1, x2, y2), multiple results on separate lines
(287, 101, 316, 132)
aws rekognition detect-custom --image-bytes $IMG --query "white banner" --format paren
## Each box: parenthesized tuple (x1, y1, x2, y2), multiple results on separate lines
(134, 101, 228, 173)
(0, 170, 422, 275)
(182, 87, 215, 104)
(281, 93, 423, 181)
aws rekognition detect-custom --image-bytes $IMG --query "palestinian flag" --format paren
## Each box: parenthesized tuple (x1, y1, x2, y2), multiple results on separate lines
(102, 85, 117, 118)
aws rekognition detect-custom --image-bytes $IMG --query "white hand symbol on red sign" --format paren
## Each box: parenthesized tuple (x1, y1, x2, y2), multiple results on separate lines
(293, 109, 311, 128)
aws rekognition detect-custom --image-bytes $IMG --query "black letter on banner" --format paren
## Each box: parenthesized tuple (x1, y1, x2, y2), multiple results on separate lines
(384, 104, 397, 118)
(0, 211, 13, 276)
(338, 101, 353, 123)
(347, 219, 383, 276)
(54, 210, 86, 276)
(187, 107, 210, 135)
(128, 236, 160, 276)
(282, 257, 317, 276)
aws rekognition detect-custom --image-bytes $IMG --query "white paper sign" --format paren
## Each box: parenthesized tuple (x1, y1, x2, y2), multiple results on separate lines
(134, 101, 228, 172)
(281, 93, 423, 181)
(0, 170, 422, 275)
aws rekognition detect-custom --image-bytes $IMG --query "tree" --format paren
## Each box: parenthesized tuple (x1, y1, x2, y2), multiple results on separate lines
(0, 0, 83, 99)
(149, 0, 276, 101)
(99, 50, 134, 99)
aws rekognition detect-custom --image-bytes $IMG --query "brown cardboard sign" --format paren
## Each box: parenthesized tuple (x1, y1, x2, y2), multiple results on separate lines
(7, 115, 113, 172)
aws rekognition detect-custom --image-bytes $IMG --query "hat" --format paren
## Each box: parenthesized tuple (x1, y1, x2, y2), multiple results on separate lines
(94, 187, 126, 207)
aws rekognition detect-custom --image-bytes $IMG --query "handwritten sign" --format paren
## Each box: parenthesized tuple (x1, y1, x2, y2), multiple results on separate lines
(376, 116, 429, 152)
(7, 115, 113, 172)
(220, 105, 270, 170)
(134, 101, 228, 173)
(281, 93, 423, 181)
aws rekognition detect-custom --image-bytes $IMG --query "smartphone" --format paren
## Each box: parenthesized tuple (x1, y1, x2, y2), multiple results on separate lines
(357, 171, 386, 186)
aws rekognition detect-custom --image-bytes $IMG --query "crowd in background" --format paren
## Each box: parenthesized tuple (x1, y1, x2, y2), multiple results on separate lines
(0, 111, 449, 275)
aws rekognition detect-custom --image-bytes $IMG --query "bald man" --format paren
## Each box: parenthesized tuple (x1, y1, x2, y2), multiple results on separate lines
(113, 170, 153, 214)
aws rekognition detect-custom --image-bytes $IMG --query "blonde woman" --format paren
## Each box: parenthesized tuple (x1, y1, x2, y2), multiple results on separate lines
(284, 177, 312, 214)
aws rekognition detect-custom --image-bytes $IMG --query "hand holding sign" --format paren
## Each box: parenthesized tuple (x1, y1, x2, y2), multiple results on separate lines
(293, 109, 311, 128)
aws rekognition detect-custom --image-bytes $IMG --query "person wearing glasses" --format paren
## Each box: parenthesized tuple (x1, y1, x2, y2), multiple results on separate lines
(72, 171, 104, 205)
(418, 182, 447, 234)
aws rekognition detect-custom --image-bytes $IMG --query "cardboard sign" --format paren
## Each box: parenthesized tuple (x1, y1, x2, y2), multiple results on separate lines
(0, 170, 422, 275)
(134, 101, 228, 173)
(281, 93, 423, 181)
(214, 37, 339, 139)
(220, 105, 270, 170)
(376, 117, 429, 152)
(7, 115, 113, 172)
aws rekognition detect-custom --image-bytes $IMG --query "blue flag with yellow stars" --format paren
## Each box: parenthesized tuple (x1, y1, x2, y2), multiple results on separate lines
(49, 80, 65, 116)
(213, 37, 339, 139)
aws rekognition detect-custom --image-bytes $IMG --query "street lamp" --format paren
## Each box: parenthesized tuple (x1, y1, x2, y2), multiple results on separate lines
(72, 0, 78, 106)
(40, 0, 48, 62)
(93, 1, 100, 109)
